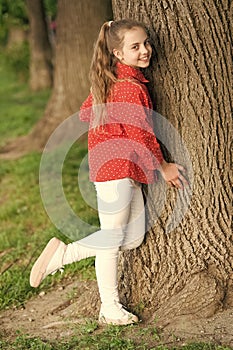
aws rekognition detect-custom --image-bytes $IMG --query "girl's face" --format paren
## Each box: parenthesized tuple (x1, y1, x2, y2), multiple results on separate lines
(113, 27, 152, 68)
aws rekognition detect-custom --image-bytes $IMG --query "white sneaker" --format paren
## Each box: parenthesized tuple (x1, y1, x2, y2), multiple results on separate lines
(30, 237, 67, 288)
(99, 301, 139, 325)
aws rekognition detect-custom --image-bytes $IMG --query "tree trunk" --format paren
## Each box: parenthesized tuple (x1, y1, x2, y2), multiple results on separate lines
(113, 0, 232, 326)
(6, 27, 28, 49)
(26, 0, 53, 91)
(1, 0, 112, 158)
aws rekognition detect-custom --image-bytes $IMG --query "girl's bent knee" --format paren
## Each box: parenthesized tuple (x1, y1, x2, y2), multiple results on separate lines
(120, 235, 144, 251)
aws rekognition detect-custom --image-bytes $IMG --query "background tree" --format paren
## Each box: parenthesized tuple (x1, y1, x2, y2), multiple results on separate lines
(112, 0, 232, 327)
(1, 0, 112, 157)
(26, 0, 53, 91)
(0, 0, 28, 47)
(0, 0, 56, 83)
(0, 0, 29, 81)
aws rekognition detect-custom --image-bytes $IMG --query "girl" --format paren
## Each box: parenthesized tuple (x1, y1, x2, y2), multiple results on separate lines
(30, 19, 186, 325)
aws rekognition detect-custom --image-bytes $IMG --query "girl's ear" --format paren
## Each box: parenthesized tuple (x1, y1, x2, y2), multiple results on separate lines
(113, 48, 122, 61)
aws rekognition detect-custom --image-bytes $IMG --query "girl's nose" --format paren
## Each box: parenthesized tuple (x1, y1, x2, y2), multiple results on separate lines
(141, 44, 149, 54)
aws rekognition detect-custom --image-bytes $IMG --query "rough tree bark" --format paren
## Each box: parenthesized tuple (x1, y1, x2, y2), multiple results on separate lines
(1, 0, 112, 158)
(112, 0, 232, 326)
(26, 0, 53, 91)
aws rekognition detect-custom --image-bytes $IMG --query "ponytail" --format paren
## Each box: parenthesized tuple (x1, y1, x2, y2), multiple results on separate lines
(89, 22, 117, 127)
(89, 19, 148, 127)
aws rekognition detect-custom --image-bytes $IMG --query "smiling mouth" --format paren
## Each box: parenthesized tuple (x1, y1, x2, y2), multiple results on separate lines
(139, 56, 150, 62)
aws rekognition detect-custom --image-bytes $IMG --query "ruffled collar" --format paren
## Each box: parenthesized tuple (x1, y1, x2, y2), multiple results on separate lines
(116, 62, 149, 83)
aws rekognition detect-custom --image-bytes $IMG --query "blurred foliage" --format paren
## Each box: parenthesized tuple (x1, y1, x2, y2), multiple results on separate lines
(0, 52, 51, 147)
(0, 0, 57, 80)
(0, 0, 28, 44)
(0, 0, 28, 26)
(0, 0, 57, 45)
(2, 41, 30, 81)
(43, 0, 57, 19)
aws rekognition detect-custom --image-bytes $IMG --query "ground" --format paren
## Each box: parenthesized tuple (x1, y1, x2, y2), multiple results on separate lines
(0, 277, 232, 348)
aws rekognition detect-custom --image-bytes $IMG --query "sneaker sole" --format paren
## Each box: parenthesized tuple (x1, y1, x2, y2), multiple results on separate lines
(98, 314, 139, 326)
(29, 237, 61, 288)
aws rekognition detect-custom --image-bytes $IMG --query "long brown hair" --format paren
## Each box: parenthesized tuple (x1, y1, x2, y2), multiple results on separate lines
(89, 19, 148, 127)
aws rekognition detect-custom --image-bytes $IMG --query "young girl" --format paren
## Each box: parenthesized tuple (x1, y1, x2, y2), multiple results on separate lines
(30, 19, 186, 325)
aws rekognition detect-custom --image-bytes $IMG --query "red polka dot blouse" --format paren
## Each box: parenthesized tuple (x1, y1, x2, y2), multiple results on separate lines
(79, 62, 164, 184)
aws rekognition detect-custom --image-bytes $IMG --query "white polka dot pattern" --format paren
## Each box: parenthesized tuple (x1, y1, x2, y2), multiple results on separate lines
(79, 62, 164, 184)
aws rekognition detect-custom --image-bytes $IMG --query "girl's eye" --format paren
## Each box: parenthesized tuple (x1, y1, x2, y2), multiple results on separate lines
(132, 45, 139, 50)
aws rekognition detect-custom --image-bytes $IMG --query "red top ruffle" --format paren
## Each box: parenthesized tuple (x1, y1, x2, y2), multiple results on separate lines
(79, 62, 164, 184)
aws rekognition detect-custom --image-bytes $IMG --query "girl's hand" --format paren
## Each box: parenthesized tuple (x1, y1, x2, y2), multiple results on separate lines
(160, 160, 188, 189)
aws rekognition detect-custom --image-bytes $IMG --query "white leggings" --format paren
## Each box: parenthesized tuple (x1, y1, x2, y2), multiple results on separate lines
(64, 178, 145, 311)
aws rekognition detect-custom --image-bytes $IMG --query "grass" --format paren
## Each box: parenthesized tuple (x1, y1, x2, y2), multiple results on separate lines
(0, 52, 232, 350)
(0, 52, 97, 311)
(0, 324, 232, 350)
(0, 52, 49, 148)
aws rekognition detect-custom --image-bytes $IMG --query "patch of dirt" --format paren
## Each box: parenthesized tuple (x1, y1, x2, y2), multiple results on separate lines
(0, 278, 100, 341)
(159, 310, 233, 347)
(0, 277, 233, 347)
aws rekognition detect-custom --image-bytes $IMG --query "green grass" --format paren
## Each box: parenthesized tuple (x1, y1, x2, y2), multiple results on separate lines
(0, 52, 97, 311)
(0, 52, 50, 148)
(0, 324, 232, 350)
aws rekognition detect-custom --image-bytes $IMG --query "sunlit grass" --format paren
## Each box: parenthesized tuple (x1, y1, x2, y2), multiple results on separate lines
(0, 325, 232, 350)
(0, 53, 51, 148)
(0, 53, 97, 310)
